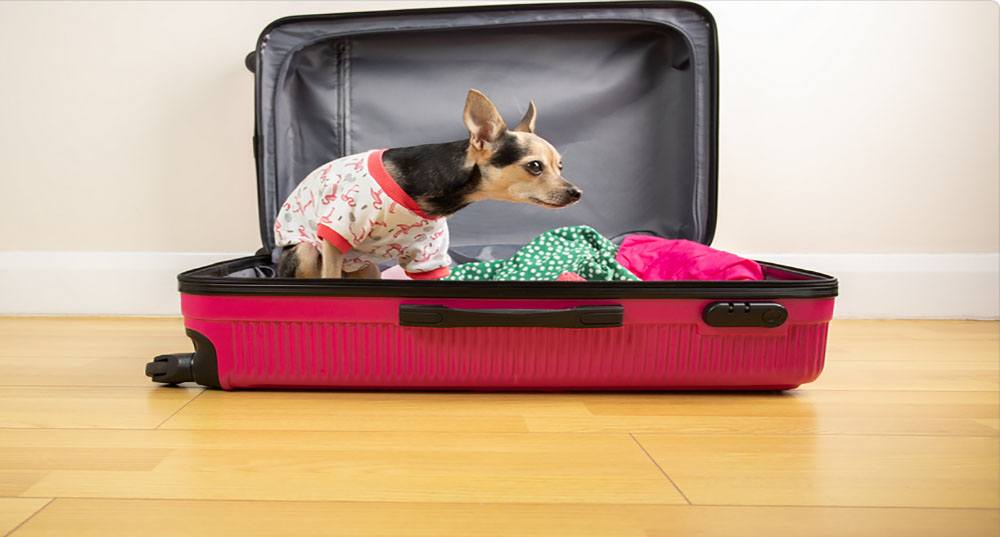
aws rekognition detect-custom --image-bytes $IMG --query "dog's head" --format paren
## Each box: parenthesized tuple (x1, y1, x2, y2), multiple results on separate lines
(462, 89, 581, 208)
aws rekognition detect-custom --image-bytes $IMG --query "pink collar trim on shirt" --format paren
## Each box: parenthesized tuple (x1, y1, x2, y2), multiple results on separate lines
(367, 149, 437, 220)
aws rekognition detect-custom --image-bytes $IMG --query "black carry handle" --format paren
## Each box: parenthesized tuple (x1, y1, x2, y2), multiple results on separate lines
(399, 305, 623, 328)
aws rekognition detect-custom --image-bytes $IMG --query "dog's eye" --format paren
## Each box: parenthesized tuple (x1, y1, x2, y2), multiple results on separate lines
(525, 161, 544, 175)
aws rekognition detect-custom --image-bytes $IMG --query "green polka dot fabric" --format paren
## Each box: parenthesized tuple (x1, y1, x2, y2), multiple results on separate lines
(445, 226, 639, 282)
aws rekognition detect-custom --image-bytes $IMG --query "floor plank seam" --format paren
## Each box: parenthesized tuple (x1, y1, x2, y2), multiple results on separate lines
(628, 432, 692, 505)
(3, 498, 54, 537)
(153, 388, 207, 429)
(10, 496, 997, 510)
(14, 496, 699, 506)
(681, 503, 1000, 511)
(0, 426, 996, 438)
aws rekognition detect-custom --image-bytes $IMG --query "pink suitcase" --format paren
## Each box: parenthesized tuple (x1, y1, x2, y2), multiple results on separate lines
(146, 1, 837, 391)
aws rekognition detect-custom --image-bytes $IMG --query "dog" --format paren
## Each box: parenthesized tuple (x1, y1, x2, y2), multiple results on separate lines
(274, 89, 581, 279)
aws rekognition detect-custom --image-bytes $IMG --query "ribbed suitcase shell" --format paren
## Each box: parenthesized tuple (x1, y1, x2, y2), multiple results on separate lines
(181, 293, 833, 390)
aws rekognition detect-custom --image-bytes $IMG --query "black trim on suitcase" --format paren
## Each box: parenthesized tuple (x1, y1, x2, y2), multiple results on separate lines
(177, 255, 838, 300)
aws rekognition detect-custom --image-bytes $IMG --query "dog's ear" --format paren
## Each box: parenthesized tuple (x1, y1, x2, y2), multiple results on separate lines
(513, 101, 536, 134)
(464, 89, 507, 150)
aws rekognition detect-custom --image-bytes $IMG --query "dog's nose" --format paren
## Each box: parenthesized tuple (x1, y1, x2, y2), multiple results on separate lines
(567, 187, 582, 201)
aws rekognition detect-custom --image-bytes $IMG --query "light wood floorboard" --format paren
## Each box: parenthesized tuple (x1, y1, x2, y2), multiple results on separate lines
(9, 500, 999, 537)
(0, 317, 995, 536)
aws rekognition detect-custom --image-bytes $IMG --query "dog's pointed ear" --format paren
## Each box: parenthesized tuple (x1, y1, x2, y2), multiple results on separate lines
(464, 89, 507, 150)
(513, 101, 536, 133)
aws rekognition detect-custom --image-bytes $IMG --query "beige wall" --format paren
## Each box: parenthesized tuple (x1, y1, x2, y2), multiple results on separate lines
(0, 0, 996, 254)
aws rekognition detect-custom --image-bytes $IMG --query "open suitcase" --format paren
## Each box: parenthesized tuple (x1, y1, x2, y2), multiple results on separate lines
(146, 1, 838, 391)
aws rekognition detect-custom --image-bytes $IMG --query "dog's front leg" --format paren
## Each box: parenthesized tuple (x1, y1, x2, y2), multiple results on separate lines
(320, 240, 345, 278)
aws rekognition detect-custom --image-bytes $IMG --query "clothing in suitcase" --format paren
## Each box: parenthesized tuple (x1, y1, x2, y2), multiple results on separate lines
(146, 1, 838, 391)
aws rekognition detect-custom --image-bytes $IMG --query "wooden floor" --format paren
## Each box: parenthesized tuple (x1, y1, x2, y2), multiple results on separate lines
(0, 318, 996, 536)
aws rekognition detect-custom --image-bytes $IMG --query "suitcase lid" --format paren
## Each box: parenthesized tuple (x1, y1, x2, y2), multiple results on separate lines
(250, 1, 718, 253)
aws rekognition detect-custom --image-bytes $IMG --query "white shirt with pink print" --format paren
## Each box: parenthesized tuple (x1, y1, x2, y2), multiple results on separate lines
(274, 149, 452, 279)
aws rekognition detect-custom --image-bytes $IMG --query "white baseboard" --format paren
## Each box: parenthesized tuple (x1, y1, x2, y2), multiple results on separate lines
(0, 252, 244, 316)
(0, 251, 996, 319)
(752, 253, 998, 319)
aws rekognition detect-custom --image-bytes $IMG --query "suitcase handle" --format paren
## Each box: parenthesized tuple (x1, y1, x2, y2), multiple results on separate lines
(399, 305, 623, 328)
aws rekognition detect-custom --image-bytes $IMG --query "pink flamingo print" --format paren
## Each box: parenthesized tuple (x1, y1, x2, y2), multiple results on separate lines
(321, 184, 339, 205)
(341, 185, 359, 207)
(416, 246, 441, 263)
(371, 188, 385, 210)
(384, 243, 405, 257)
(318, 164, 333, 181)
(350, 223, 366, 244)
(393, 219, 428, 239)
(300, 191, 315, 213)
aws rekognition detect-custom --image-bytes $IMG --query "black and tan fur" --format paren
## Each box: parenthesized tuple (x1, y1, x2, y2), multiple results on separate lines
(278, 89, 581, 279)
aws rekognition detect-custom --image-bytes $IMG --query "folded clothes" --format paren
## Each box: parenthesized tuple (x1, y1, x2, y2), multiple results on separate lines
(383, 228, 763, 282)
(445, 226, 639, 282)
(615, 235, 763, 281)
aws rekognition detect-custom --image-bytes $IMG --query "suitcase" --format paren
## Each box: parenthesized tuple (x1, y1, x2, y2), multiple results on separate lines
(145, 1, 838, 391)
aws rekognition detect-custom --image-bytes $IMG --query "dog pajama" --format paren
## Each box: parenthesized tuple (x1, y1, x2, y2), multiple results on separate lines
(275, 149, 452, 279)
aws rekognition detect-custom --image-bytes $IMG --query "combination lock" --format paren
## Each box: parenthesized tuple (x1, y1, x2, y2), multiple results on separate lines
(702, 302, 788, 328)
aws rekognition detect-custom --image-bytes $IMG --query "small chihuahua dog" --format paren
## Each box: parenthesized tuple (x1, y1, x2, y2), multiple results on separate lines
(274, 89, 581, 280)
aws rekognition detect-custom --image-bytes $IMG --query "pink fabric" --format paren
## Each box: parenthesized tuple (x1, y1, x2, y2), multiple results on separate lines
(556, 272, 587, 282)
(615, 236, 764, 281)
(380, 264, 412, 280)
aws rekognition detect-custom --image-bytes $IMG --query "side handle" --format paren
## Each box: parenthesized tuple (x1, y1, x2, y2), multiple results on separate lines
(399, 305, 624, 328)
